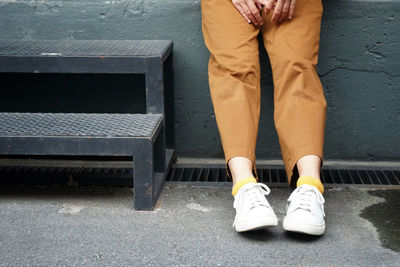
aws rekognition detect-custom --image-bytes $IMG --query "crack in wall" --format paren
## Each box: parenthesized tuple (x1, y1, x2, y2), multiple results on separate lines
(365, 44, 386, 59)
(319, 66, 399, 78)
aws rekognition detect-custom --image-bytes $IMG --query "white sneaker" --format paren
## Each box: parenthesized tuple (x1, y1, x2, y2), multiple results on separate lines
(233, 182, 278, 232)
(282, 184, 326, 236)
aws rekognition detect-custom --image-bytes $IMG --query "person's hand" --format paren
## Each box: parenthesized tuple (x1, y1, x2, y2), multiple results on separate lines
(231, 0, 296, 25)
(270, 0, 296, 23)
(231, 0, 275, 26)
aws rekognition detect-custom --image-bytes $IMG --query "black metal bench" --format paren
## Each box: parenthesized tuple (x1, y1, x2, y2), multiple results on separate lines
(0, 39, 175, 210)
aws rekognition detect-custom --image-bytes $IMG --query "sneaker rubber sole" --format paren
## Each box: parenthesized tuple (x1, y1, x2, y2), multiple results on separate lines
(282, 218, 325, 236)
(235, 216, 278, 232)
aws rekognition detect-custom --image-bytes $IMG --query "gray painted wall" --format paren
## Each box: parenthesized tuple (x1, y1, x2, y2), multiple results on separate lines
(0, 0, 399, 162)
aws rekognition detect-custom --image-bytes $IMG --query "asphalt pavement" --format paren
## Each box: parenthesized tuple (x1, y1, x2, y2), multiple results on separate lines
(1, 183, 399, 266)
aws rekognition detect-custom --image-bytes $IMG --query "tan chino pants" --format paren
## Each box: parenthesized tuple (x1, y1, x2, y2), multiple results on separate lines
(200, 0, 327, 187)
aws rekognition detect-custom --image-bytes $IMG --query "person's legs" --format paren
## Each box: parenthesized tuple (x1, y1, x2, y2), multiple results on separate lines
(200, 0, 261, 186)
(261, 0, 327, 188)
(228, 157, 255, 185)
(201, 0, 278, 232)
(261, 0, 327, 235)
(297, 155, 322, 180)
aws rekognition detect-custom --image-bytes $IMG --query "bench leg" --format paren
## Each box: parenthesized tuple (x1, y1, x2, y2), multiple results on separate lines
(153, 118, 166, 173)
(163, 53, 175, 150)
(133, 139, 154, 210)
(145, 57, 164, 114)
(133, 136, 166, 211)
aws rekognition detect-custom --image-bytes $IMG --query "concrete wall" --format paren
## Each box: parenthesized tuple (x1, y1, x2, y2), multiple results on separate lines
(0, 0, 399, 162)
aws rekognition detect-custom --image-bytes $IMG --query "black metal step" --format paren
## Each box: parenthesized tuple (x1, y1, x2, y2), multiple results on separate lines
(0, 112, 163, 137)
(0, 39, 171, 57)
(0, 112, 164, 157)
(0, 39, 174, 210)
(0, 39, 173, 73)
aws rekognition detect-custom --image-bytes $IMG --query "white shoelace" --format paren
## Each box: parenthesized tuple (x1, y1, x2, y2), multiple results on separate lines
(288, 185, 325, 217)
(233, 183, 272, 227)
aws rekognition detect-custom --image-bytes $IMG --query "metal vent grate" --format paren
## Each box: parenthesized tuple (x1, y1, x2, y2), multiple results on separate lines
(1, 162, 399, 186)
(166, 167, 400, 185)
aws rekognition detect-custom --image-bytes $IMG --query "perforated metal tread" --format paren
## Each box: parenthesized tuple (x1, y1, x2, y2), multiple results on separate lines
(0, 39, 172, 57)
(0, 112, 163, 137)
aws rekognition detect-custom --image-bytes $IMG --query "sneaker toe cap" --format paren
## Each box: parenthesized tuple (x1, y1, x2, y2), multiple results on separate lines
(239, 206, 277, 221)
(284, 209, 324, 226)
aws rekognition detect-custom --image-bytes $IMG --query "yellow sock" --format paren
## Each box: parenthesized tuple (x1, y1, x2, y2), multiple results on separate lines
(232, 176, 257, 196)
(297, 175, 324, 194)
